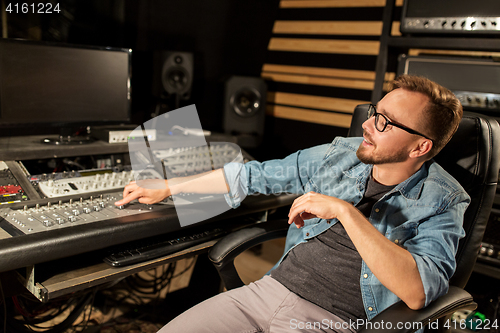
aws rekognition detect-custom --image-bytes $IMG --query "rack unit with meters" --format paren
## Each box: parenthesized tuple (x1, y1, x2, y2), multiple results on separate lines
(372, 0, 500, 279)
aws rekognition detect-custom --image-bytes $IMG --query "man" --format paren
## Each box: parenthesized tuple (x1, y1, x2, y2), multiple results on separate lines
(115, 75, 468, 333)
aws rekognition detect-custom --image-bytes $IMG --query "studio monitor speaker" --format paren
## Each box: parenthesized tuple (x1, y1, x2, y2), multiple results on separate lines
(153, 51, 193, 100)
(223, 76, 267, 148)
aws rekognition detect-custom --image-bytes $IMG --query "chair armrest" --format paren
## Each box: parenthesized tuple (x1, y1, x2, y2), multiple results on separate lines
(208, 219, 288, 290)
(358, 286, 477, 333)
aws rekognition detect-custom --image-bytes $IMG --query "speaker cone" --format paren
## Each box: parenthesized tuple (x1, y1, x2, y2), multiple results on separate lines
(231, 88, 261, 117)
(163, 67, 189, 93)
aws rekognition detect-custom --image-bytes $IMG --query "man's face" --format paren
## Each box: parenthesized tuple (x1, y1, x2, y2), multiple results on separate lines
(356, 88, 430, 165)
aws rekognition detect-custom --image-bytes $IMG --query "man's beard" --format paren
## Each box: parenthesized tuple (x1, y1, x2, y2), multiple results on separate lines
(356, 135, 409, 165)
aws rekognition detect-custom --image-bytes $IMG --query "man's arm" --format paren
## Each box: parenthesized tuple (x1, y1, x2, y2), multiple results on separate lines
(114, 168, 229, 206)
(115, 143, 331, 207)
(288, 191, 426, 310)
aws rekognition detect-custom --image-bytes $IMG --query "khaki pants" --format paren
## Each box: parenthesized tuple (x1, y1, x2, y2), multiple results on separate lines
(158, 275, 356, 333)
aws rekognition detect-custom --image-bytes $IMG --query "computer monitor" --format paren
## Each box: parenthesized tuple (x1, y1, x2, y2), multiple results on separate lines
(0, 38, 131, 144)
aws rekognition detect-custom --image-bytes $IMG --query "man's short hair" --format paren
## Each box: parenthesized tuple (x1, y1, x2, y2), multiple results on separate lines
(388, 74, 463, 159)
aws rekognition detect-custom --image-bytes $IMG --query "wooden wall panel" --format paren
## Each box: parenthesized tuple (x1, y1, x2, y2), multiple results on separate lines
(273, 21, 383, 35)
(263, 0, 402, 129)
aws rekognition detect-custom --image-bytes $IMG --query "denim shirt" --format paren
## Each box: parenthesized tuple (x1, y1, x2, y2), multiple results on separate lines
(223, 137, 469, 321)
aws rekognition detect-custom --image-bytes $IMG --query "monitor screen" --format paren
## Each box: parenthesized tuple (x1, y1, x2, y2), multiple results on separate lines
(0, 39, 131, 129)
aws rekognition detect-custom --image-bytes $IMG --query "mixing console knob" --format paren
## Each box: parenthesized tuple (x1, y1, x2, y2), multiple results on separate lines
(56, 217, 65, 225)
(83, 207, 91, 214)
(92, 183, 98, 190)
(104, 173, 110, 180)
(99, 202, 106, 208)
(47, 180, 54, 187)
(42, 220, 52, 227)
(95, 174, 101, 181)
(83, 184, 89, 190)
(93, 206, 100, 212)
(68, 215, 76, 222)
(72, 209, 80, 216)
(487, 248, 495, 256)
(53, 188, 60, 194)
(101, 182, 107, 188)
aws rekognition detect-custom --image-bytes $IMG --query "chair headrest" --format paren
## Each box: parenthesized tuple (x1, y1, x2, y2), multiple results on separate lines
(436, 113, 499, 191)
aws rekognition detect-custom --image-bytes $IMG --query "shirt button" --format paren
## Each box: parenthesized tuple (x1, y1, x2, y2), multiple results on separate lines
(363, 273, 368, 279)
(375, 208, 380, 213)
(368, 307, 373, 311)
(394, 239, 399, 244)
(306, 233, 310, 237)
(327, 220, 331, 224)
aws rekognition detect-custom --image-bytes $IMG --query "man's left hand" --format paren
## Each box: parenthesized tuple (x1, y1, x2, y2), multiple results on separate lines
(287, 191, 350, 228)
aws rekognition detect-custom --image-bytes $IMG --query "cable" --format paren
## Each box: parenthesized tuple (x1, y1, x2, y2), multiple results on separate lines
(0, 281, 5, 333)
(7, 292, 94, 333)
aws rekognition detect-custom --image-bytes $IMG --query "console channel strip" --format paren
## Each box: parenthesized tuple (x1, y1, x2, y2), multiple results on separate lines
(0, 192, 176, 234)
(30, 168, 161, 198)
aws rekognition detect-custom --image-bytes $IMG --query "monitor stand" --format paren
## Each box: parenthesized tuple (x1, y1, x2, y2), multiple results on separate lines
(41, 128, 95, 145)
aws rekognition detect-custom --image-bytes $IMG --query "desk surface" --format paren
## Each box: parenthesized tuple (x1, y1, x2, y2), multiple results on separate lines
(0, 133, 237, 160)
(0, 132, 286, 273)
(0, 193, 295, 273)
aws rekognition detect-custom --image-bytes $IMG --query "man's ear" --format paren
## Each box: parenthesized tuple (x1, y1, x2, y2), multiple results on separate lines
(409, 139, 433, 159)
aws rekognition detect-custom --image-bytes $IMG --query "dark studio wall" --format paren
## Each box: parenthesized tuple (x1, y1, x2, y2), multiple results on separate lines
(3, 0, 402, 162)
(126, 0, 280, 133)
(3, 0, 279, 144)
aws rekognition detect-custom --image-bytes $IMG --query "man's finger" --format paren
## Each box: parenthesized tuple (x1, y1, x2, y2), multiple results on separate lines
(115, 189, 142, 206)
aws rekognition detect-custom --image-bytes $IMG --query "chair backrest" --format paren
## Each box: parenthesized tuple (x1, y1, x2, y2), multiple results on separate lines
(348, 104, 500, 288)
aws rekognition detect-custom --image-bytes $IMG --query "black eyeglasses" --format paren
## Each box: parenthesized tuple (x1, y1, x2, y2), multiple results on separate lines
(367, 104, 433, 142)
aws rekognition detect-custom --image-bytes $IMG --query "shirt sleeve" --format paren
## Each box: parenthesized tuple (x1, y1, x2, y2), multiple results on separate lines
(405, 191, 469, 306)
(223, 143, 331, 208)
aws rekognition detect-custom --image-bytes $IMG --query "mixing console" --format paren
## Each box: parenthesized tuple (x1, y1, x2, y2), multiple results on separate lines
(0, 142, 249, 235)
(34, 169, 160, 198)
(0, 192, 175, 234)
(154, 143, 244, 177)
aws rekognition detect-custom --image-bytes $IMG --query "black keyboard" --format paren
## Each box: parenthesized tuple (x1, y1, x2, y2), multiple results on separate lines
(103, 227, 226, 267)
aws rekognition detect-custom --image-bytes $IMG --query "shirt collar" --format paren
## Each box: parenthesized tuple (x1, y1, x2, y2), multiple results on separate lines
(344, 161, 429, 200)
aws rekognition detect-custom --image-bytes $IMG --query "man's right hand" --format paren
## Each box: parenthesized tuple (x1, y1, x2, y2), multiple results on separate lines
(114, 179, 171, 206)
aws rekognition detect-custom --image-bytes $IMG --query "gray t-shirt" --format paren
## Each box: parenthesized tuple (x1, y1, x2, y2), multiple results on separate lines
(271, 175, 394, 322)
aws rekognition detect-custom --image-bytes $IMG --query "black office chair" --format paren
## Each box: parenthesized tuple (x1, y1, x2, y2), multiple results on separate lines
(208, 104, 500, 333)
